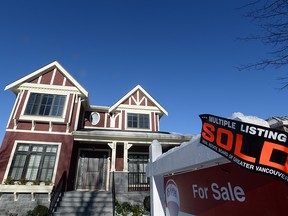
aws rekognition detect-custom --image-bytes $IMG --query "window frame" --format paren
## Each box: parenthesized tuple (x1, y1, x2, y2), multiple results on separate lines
(126, 113, 150, 130)
(20, 91, 68, 123)
(5, 142, 60, 182)
(128, 153, 149, 187)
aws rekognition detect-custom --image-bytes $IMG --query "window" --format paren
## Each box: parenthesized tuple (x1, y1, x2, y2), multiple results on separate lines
(127, 113, 149, 129)
(9, 144, 58, 181)
(128, 154, 149, 191)
(24, 93, 66, 117)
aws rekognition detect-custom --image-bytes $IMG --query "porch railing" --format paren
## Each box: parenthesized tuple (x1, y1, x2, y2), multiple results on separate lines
(48, 171, 67, 215)
(128, 172, 150, 191)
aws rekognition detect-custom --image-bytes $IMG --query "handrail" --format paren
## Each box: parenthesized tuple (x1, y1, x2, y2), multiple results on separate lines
(48, 171, 67, 215)
(112, 171, 116, 216)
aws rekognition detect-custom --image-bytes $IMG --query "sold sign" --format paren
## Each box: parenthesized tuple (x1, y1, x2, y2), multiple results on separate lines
(199, 114, 288, 183)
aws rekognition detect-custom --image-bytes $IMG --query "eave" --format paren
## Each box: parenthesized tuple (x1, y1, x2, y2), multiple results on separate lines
(73, 130, 192, 145)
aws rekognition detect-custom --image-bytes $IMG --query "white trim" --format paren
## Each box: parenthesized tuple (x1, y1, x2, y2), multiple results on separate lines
(6, 128, 72, 135)
(4, 61, 88, 97)
(37, 75, 42, 84)
(2, 140, 62, 185)
(67, 94, 76, 126)
(108, 142, 117, 172)
(50, 68, 57, 85)
(90, 112, 100, 125)
(74, 148, 111, 191)
(63, 76, 67, 86)
(20, 83, 81, 94)
(74, 96, 82, 131)
(19, 90, 69, 123)
(0, 185, 53, 201)
(125, 111, 152, 131)
(7, 91, 21, 129)
(123, 142, 133, 172)
(12, 90, 24, 121)
(108, 85, 168, 116)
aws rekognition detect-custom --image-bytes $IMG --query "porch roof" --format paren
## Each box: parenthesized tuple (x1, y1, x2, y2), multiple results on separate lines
(72, 129, 193, 145)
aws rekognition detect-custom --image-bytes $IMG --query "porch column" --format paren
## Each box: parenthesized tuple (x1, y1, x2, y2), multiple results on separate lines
(123, 142, 133, 172)
(108, 141, 117, 171)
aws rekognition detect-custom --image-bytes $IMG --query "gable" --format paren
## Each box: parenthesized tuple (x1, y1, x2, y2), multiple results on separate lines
(123, 90, 155, 107)
(5, 61, 88, 98)
(109, 85, 168, 117)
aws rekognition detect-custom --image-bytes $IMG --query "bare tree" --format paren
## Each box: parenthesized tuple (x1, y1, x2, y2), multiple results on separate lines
(238, 0, 288, 75)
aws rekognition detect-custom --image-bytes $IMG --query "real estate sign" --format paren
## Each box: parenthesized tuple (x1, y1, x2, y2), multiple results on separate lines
(164, 114, 288, 216)
(164, 162, 288, 216)
(199, 114, 288, 183)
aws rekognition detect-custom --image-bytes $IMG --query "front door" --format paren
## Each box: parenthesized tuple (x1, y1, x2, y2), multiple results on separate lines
(76, 150, 108, 191)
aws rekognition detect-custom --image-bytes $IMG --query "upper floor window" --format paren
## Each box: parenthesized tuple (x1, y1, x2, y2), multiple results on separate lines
(127, 113, 149, 129)
(24, 93, 66, 117)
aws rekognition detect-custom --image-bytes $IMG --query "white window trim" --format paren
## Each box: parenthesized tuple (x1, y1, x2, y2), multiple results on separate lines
(2, 140, 62, 184)
(125, 111, 152, 131)
(19, 91, 69, 123)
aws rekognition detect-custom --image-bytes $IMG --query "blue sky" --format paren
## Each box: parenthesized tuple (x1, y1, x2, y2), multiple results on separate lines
(0, 0, 287, 144)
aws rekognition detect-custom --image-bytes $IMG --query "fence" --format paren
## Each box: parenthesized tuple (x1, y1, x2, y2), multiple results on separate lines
(128, 172, 150, 191)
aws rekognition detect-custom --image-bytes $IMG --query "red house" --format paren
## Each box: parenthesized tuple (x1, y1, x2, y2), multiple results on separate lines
(0, 61, 192, 215)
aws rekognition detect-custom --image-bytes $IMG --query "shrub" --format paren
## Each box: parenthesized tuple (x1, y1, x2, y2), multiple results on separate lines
(26, 205, 49, 216)
(18, 178, 28, 185)
(115, 201, 133, 216)
(44, 179, 52, 185)
(121, 202, 132, 216)
(32, 179, 40, 185)
(132, 204, 144, 216)
(143, 196, 150, 212)
(4, 176, 14, 185)
(115, 200, 122, 215)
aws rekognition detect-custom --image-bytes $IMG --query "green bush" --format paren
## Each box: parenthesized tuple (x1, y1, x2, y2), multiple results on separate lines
(121, 202, 132, 216)
(32, 179, 40, 185)
(115, 200, 122, 215)
(143, 196, 150, 212)
(18, 178, 28, 185)
(132, 204, 144, 216)
(26, 205, 49, 216)
(4, 176, 14, 185)
(115, 200, 133, 216)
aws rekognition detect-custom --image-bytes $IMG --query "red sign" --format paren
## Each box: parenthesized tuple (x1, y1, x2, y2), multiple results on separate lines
(164, 162, 288, 216)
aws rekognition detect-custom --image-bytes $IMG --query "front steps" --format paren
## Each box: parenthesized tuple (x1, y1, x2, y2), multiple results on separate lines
(52, 191, 114, 216)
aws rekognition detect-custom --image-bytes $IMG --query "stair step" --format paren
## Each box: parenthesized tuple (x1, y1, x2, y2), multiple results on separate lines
(54, 206, 113, 212)
(58, 202, 113, 207)
(52, 191, 114, 216)
(53, 211, 113, 216)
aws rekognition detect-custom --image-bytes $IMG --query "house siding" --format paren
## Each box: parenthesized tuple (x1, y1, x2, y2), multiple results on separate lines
(0, 62, 193, 215)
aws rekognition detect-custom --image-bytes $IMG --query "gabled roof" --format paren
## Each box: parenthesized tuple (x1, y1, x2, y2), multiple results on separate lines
(108, 84, 168, 116)
(4, 61, 88, 98)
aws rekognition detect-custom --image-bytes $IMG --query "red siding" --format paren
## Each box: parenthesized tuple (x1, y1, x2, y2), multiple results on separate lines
(17, 121, 32, 130)
(53, 69, 64, 86)
(30, 77, 39, 83)
(121, 110, 125, 130)
(116, 145, 124, 171)
(34, 122, 49, 131)
(147, 99, 153, 106)
(41, 70, 53, 84)
(65, 79, 73, 87)
(52, 124, 67, 132)
(0, 131, 74, 184)
(123, 98, 129, 105)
